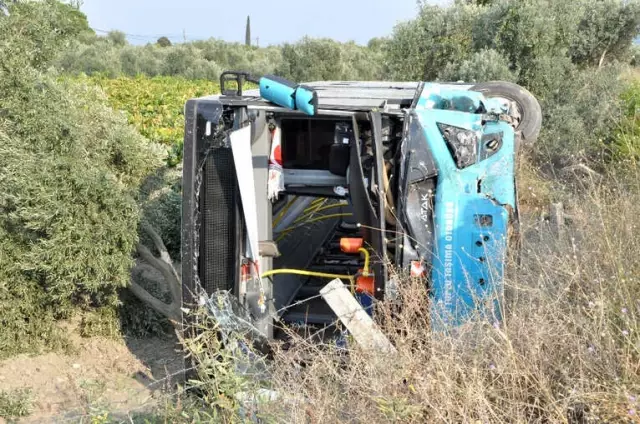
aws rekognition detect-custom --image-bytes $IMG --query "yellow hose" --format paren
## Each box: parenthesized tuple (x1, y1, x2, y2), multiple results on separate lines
(292, 212, 352, 227)
(358, 247, 370, 275)
(261, 268, 354, 283)
(261, 250, 371, 295)
(303, 198, 327, 215)
(273, 197, 332, 229)
(261, 268, 356, 294)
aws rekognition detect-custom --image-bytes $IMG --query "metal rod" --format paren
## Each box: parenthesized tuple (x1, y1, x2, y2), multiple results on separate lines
(247, 105, 358, 117)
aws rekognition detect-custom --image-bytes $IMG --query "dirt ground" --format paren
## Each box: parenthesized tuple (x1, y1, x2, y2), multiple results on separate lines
(0, 326, 185, 423)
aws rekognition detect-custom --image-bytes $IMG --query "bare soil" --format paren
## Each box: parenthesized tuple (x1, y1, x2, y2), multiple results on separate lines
(0, 324, 184, 423)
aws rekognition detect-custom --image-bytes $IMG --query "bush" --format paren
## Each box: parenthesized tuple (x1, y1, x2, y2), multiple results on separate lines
(0, 76, 163, 311)
(58, 42, 122, 77)
(0, 0, 89, 70)
(341, 41, 385, 81)
(157, 36, 172, 48)
(0, 388, 33, 421)
(570, 0, 640, 67)
(438, 48, 517, 82)
(385, 4, 480, 81)
(279, 38, 347, 82)
(106, 30, 127, 47)
(608, 75, 640, 166)
(0, 1, 164, 356)
(120, 45, 142, 76)
(183, 58, 222, 80)
(57, 33, 383, 83)
(532, 63, 624, 168)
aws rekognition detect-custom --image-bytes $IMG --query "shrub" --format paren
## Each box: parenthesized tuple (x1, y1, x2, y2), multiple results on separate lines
(532, 62, 624, 169)
(120, 45, 142, 76)
(58, 42, 122, 77)
(157, 36, 172, 48)
(183, 58, 222, 80)
(570, 0, 640, 67)
(279, 38, 347, 82)
(438, 48, 517, 82)
(385, 4, 480, 81)
(608, 75, 640, 166)
(162, 44, 200, 76)
(0, 1, 164, 356)
(106, 30, 127, 47)
(341, 41, 385, 81)
(138, 44, 169, 76)
(0, 0, 89, 70)
(0, 388, 33, 421)
(0, 75, 163, 314)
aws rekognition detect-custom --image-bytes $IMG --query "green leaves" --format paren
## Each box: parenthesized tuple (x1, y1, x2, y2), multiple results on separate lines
(0, 77, 162, 313)
(438, 48, 517, 83)
(0, 1, 165, 356)
(571, 0, 640, 67)
(87, 75, 220, 166)
(386, 0, 639, 168)
(0, 0, 91, 71)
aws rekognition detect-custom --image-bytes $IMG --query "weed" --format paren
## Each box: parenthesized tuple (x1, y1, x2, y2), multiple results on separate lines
(254, 173, 640, 423)
(0, 388, 33, 421)
(163, 169, 640, 423)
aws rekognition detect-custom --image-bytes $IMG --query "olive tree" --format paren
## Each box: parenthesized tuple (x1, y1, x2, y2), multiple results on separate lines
(0, 1, 176, 354)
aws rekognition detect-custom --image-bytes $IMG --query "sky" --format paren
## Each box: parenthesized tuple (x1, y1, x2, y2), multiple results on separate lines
(79, 0, 447, 46)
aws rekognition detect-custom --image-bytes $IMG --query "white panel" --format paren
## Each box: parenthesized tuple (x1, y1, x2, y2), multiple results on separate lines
(230, 125, 260, 263)
(320, 279, 396, 354)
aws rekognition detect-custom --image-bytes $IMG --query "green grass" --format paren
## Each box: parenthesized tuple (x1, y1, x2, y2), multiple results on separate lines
(0, 388, 34, 421)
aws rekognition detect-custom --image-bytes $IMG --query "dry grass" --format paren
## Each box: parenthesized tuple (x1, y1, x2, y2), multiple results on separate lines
(181, 168, 640, 424)
(254, 172, 640, 424)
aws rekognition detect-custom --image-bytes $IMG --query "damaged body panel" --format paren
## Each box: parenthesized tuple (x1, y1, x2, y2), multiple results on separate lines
(181, 74, 541, 343)
(413, 108, 515, 326)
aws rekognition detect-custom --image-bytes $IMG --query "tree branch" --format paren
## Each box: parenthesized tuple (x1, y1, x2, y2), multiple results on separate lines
(136, 242, 171, 275)
(598, 48, 608, 69)
(140, 221, 172, 265)
(131, 221, 183, 322)
(561, 163, 603, 180)
(135, 243, 182, 309)
(129, 278, 180, 323)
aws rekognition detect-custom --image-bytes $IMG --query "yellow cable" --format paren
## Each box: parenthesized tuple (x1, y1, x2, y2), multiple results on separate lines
(303, 198, 327, 215)
(293, 202, 349, 224)
(261, 268, 354, 283)
(275, 213, 353, 243)
(272, 196, 297, 228)
(292, 212, 352, 227)
(273, 197, 331, 229)
(261, 268, 356, 294)
(358, 247, 370, 275)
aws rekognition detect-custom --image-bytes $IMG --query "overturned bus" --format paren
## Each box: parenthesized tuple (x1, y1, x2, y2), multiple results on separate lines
(180, 71, 542, 342)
